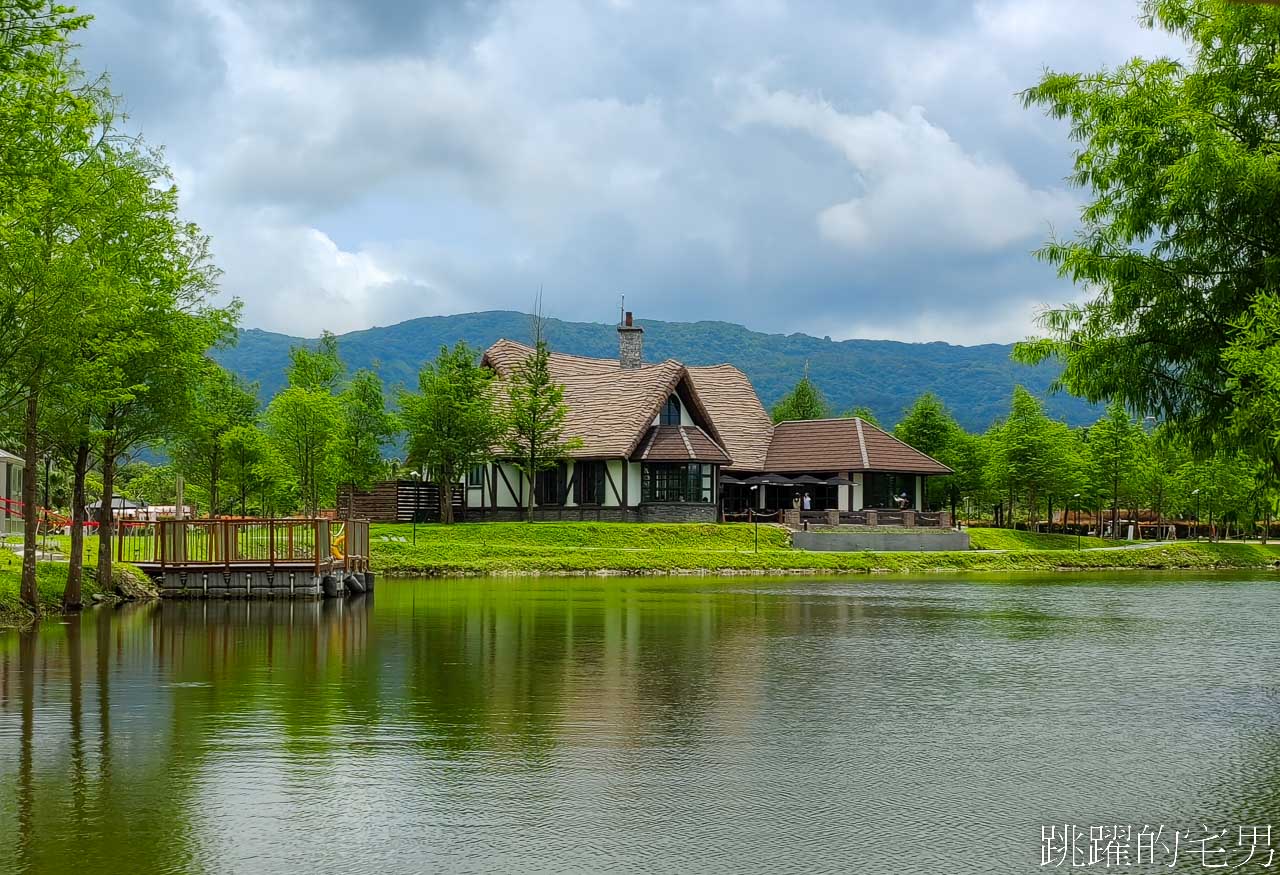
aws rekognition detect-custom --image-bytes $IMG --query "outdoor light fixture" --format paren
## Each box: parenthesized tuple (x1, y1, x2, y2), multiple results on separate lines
(1070, 491, 1080, 547)
(749, 484, 760, 553)
(409, 470, 423, 545)
(1192, 488, 1201, 541)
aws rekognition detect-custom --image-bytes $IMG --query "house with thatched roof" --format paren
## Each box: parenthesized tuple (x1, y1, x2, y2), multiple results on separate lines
(467, 313, 952, 523)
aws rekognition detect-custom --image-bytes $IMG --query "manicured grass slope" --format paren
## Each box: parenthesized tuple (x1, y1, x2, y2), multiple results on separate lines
(370, 522, 1280, 576)
(967, 528, 1120, 551)
(0, 562, 103, 626)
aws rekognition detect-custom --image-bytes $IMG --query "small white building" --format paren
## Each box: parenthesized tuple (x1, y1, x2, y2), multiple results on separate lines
(0, 449, 24, 534)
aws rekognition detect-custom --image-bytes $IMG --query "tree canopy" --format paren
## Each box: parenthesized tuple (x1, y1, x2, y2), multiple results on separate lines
(1016, 0, 1280, 468)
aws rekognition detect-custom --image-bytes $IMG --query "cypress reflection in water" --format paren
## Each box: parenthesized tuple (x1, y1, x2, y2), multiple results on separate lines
(0, 576, 1277, 874)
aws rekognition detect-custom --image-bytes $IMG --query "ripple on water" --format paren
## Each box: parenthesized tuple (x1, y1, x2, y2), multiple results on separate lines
(0, 574, 1275, 874)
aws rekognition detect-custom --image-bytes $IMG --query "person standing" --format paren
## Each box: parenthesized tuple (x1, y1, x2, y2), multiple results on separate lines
(802, 493, 812, 511)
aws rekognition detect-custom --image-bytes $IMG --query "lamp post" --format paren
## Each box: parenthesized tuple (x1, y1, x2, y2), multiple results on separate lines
(409, 470, 423, 545)
(749, 485, 759, 553)
(1192, 488, 1201, 541)
(1073, 493, 1081, 551)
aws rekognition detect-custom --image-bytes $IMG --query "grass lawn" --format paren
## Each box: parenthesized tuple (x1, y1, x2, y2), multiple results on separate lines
(0, 559, 104, 626)
(369, 521, 1280, 577)
(967, 528, 1121, 551)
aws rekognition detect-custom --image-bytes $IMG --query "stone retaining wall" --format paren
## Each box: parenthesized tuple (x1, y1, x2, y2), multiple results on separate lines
(791, 530, 971, 553)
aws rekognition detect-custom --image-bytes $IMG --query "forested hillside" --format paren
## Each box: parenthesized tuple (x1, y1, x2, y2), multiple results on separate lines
(214, 311, 1098, 431)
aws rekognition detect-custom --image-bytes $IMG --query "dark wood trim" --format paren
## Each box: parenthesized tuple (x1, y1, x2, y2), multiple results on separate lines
(620, 460, 628, 521)
(496, 463, 519, 508)
(490, 463, 498, 512)
(604, 459, 622, 507)
(564, 462, 579, 506)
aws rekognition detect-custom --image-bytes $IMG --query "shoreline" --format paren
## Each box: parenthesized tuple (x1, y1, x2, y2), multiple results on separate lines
(371, 542, 1280, 579)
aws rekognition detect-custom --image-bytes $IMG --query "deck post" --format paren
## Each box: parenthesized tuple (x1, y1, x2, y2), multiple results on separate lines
(223, 520, 232, 573)
(268, 518, 276, 571)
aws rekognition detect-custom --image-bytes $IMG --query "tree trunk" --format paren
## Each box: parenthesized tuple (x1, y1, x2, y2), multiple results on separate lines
(209, 446, 220, 518)
(97, 435, 116, 590)
(62, 439, 90, 610)
(20, 391, 40, 613)
(440, 476, 454, 525)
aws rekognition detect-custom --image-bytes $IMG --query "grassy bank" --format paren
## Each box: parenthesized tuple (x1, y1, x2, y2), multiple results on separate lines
(370, 522, 1280, 577)
(967, 528, 1120, 551)
(0, 550, 156, 627)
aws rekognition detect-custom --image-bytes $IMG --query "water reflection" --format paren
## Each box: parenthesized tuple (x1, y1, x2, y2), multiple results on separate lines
(0, 576, 1277, 874)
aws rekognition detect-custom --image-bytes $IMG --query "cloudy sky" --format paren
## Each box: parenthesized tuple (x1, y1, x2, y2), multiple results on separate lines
(75, 0, 1180, 344)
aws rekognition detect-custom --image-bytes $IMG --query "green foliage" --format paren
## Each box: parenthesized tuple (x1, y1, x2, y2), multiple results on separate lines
(985, 387, 1082, 525)
(265, 386, 341, 516)
(170, 364, 258, 515)
(501, 335, 582, 518)
(365, 522, 1280, 576)
(400, 343, 502, 524)
(214, 312, 1100, 433)
(843, 406, 880, 426)
(287, 330, 344, 392)
(337, 369, 398, 494)
(771, 366, 830, 422)
(1016, 0, 1280, 462)
(1085, 401, 1143, 527)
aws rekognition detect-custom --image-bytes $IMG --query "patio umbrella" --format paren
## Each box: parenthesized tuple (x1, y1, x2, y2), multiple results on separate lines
(825, 476, 853, 486)
(791, 474, 827, 485)
(719, 474, 745, 485)
(744, 474, 793, 486)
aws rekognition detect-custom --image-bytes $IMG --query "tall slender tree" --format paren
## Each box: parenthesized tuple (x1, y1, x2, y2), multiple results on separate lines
(501, 312, 581, 520)
(771, 364, 830, 423)
(400, 343, 503, 524)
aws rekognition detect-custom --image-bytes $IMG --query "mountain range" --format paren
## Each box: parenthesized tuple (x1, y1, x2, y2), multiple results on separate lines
(213, 310, 1098, 433)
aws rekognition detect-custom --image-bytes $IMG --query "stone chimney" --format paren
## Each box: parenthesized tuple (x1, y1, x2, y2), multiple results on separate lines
(618, 311, 643, 369)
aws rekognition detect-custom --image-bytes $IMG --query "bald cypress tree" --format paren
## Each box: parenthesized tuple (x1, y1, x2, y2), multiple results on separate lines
(771, 365, 830, 423)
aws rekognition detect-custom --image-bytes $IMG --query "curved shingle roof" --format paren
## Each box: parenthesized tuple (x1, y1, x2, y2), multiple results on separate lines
(482, 340, 730, 461)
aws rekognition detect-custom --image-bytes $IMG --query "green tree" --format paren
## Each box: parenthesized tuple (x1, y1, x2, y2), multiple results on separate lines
(1016, 0, 1280, 465)
(1086, 402, 1142, 536)
(400, 343, 503, 524)
(264, 335, 347, 516)
(220, 423, 270, 516)
(771, 365, 830, 423)
(501, 316, 581, 520)
(842, 406, 880, 427)
(265, 387, 341, 517)
(894, 394, 961, 509)
(287, 331, 343, 391)
(336, 369, 398, 505)
(170, 365, 258, 516)
(986, 387, 1074, 527)
(0, 49, 108, 610)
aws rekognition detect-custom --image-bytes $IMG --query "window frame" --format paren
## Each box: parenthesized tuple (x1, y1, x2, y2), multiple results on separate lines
(659, 394, 682, 426)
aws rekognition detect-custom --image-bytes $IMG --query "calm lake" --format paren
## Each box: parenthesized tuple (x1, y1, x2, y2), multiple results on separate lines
(1, 574, 1277, 874)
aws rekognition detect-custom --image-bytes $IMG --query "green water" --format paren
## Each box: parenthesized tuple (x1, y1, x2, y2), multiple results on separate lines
(1, 574, 1278, 874)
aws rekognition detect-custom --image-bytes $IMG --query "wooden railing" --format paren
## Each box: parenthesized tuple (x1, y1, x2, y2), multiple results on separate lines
(118, 518, 370, 573)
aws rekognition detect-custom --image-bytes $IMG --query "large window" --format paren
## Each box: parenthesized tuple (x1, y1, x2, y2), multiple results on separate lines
(467, 464, 485, 487)
(659, 394, 681, 426)
(534, 464, 566, 506)
(863, 473, 916, 509)
(642, 462, 712, 503)
(574, 461, 607, 506)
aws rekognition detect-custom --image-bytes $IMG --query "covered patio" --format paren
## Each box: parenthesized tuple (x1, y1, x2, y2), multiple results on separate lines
(718, 418, 954, 527)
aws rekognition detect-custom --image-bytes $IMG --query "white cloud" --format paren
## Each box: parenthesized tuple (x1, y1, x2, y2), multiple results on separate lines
(75, 0, 1178, 345)
(733, 86, 1077, 253)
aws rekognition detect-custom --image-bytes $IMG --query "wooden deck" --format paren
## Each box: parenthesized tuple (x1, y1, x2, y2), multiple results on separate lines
(120, 519, 371, 597)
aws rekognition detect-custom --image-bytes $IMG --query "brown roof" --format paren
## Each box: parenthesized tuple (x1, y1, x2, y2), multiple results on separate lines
(764, 418, 953, 475)
(686, 365, 773, 472)
(635, 425, 732, 464)
(481, 340, 731, 461)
